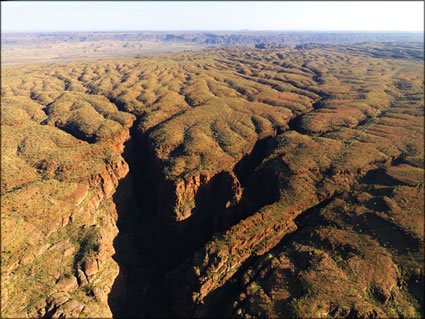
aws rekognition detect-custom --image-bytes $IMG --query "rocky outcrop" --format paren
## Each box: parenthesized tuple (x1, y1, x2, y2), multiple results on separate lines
(141, 130, 264, 228)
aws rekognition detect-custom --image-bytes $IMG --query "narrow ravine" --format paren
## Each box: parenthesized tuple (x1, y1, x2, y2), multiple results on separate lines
(107, 117, 208, 317)
(108, 116, 181, 317)
(108, 118, 153, 317)
(107, 122, 285, 317)
(106, 121, 247, 317)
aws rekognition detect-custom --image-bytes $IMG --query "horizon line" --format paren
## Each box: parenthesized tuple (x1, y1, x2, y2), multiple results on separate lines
(2, 29, 424, 34)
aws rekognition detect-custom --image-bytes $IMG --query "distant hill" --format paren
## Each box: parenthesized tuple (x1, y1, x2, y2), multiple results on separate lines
(3, 30, 424, 47)
(2, 31, 423, 65)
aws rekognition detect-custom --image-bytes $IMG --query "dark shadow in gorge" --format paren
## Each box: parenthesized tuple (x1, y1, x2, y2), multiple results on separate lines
(108, 119, 177, 318)
(108, 136, 223, 317)
(211, 136, 280, 234)
(109, 131, 283, 318)
(108, 132, 150, 317)
(108, 127, 245, 317)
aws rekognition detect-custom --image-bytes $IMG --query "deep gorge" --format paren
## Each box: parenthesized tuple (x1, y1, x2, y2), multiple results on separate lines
(107, 119, 285, 317)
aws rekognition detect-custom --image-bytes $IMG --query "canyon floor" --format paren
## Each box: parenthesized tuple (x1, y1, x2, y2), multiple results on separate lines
(1, 41, 424, 318)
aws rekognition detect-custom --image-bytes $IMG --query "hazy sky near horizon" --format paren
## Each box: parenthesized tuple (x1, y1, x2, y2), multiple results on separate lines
(2, 1, 424, 32)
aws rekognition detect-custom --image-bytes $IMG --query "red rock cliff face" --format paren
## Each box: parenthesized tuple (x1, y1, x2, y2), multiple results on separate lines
(43, 153, 131, 318)
(1, 88, 135, 317)
(1, 145, 131, 318)
(171, 171, 243, 223)
(141, 133, 244, 229)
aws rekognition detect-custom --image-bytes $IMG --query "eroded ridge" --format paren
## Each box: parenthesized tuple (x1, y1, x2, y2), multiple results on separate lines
(1, 43, 423, 318)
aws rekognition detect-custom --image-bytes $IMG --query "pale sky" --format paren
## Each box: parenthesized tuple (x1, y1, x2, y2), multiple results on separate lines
(1, 1, 424, 32)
